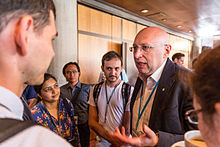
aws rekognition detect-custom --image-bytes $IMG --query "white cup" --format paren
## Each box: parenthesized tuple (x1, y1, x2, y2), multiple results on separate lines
(184, 130, 207, 147)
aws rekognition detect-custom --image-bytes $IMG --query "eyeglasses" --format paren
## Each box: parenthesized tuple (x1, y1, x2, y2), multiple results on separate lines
(43, 83, 59, 92)
(129, 44, 165, 53)
(66, 70, 78, 75)
(185, 109, 202, 125)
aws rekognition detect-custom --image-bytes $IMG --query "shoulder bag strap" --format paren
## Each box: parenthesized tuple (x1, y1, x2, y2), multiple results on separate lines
(0, 118, 36, 143)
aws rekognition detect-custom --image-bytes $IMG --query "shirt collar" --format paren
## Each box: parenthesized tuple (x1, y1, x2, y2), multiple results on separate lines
(75, 82, 81, 88)
(150, 59, 167, 82)
(139, 59, 167, 83)
(67, 81, 81, 89)
(0, 86, 24, 119)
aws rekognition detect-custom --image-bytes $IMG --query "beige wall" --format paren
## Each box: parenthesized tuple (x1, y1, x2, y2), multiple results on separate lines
(78, 5, 122, 84)
(48, 0, 77, 85)
(169, 34, 192, 68)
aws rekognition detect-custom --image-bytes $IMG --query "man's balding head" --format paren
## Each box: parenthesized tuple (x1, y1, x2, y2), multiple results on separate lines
(132, 27, 171, 77)
(135, 27, 169, 46)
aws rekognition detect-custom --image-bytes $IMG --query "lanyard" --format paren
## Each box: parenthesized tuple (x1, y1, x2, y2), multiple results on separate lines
(104, 81, 120, 123)
(136, 79, 160, 129)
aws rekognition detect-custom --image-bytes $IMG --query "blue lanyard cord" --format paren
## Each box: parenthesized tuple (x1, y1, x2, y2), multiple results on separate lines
(136, 79, 160, 129)
(104, 81, 120, 123)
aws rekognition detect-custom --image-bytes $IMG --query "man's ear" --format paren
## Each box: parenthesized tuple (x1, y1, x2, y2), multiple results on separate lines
(174, 58, 178, 63)
(14, 15, 34, 56)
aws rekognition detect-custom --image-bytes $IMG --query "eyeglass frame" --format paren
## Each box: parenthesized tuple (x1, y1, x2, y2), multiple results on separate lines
(129, 44, 166, 53)
(185, 109, 202, 125)
(65, 70, 78, 75)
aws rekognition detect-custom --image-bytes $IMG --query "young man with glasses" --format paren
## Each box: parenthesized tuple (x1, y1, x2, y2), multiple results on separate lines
(110, 27, 196, 146)
(60, 62, 91, 147)
(88, 51, 134, 146)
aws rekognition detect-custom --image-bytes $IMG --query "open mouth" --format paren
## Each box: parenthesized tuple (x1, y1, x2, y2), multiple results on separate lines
(137, 62, 146, 65)
(136, 62, 146, 67)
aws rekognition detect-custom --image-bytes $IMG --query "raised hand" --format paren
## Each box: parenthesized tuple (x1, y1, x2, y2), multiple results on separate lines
(109, 125, 158, 147)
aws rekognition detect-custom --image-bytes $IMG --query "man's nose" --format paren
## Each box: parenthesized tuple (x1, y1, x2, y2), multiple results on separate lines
(110, 69, 115, 74)
(134, 47, 143, 59)
(109, 69, 116, 75)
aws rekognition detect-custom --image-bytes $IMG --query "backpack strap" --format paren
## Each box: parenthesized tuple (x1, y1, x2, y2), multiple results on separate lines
(121, 82, 131, 112)
(0, 118, 36, 143)
(93, 81, 104, 113)
(120, 72, 123, 81)
(93, 81, 131, 112)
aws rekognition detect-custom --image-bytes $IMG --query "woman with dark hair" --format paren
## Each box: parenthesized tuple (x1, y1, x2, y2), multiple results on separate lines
(188, 46, 220, 146)
(31, 73, 80, 146)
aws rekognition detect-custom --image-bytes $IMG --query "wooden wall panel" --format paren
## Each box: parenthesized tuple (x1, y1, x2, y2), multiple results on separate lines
(122, 19, 136, 41)
(78, 4, 112, 36)
(108, 41, 122, 55)
(169, 34, 191, 68)
(78, 34, 111, 84)
(78, 5, 90, 31)
(111, 16, 121, 39)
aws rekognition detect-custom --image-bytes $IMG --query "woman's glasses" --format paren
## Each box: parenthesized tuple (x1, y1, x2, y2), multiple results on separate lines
(185, 109, 202, 125)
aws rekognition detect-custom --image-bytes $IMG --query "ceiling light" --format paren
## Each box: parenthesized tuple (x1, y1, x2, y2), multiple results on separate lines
(141, 9, 149, 13)
(189, 30, 192, 33)
(161, 18, 167, 22)
(177, 25, 182, 28)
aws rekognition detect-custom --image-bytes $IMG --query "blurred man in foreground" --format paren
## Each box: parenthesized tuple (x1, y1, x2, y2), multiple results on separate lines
(0, 0, 71, 146)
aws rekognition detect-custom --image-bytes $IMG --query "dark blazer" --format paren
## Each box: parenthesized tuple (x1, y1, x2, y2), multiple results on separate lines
(130, 58, 196, 146)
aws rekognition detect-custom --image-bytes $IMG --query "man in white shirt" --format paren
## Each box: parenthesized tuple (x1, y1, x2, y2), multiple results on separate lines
(0, 0, 71, 146)
(88, 51, 133, 146)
